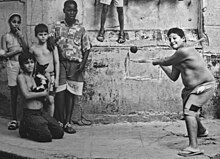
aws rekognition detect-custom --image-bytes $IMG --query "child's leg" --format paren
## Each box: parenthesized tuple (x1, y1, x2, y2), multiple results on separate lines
(48, 95, 55, 117)
(116, 7, 124, 33)
(196, 116, 207, 135)
(184, 94, 203, 149)
(8, 86, 19, 130)
(100, 4, 109, 32)
(63, 91, 76, 134)
(65, 91, 75, 123)
(54, 91, 65, 124)
(116, 7, 125, 43)
(24, 109, 52, 142)
(42, 111, 64, 139)
(97, 4, 109, 42)
(10, 86, 18, 120)
(19, 118, 28, 138)
(184, 115, 198, 149)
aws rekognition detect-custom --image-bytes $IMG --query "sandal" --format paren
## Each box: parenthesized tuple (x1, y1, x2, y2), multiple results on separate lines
(198, 130, 209, 137)
(97, 30, 105, 42)
(72, 116, 92, 126)
(117, 31, 126, 44)
(178, 147, 204, 157)
(183, 130, 208, 138)
(8, 120, 19, 130)
(64, 122, 76, 134)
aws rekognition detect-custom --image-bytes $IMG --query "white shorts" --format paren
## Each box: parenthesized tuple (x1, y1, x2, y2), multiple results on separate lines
(6, 60, 20, 87)
(100, 0, 123, 7)
(56, 80, 84, 96)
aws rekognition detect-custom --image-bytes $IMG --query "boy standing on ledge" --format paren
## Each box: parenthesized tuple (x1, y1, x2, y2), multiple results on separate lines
(97, 0, 125, 43)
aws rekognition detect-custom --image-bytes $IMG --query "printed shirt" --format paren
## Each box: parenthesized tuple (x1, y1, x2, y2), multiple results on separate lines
(52, 20, 91, 62)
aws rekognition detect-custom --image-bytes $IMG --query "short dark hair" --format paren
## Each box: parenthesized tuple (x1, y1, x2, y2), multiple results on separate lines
(19, 53, 36, 72)
(64, 0, 77, 9)
(167, 27, 185, 39)
(8, 13, 21, 24)
(34, 23, 48, 37)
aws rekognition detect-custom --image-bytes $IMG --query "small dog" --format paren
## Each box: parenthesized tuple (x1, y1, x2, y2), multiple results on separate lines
(32, 62, 49, 92)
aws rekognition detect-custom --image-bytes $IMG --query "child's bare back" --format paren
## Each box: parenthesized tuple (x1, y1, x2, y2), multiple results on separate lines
(172, 46, 214, 89)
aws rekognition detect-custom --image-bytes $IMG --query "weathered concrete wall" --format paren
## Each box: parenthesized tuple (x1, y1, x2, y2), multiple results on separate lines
(0, 0, 219, 121)
(202, 0, 220, 118)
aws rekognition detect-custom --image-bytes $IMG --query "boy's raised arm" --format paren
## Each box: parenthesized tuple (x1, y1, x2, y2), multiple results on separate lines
(160, 65, 180, 81)
(153, 49, 188, 66)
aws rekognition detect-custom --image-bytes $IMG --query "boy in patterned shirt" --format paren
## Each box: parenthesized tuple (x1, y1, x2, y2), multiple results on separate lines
(52, 0, 91, 133)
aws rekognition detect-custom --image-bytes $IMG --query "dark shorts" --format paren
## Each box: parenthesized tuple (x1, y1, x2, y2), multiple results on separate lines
(59, 60, 84, 85)
(19, 108, 64, 142)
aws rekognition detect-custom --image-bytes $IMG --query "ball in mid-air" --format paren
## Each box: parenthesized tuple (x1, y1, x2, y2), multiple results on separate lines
(130, 46, 138, 53)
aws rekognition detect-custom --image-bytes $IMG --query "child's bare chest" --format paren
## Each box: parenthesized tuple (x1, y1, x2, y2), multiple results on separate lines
(35, 47, 51, 57)
(24, 75, 36, 91)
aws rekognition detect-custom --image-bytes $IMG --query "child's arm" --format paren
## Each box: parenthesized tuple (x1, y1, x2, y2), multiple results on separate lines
(1, 35, 22, 58)
(77, 49, 90, 73)
(15, 28, 29, 53)
(152, 49, 188, 66)
(130, 58, 154, 63)
(18, 74, 48, 99)
(53, 46, 60, 88)
(160, 65, 180, 81)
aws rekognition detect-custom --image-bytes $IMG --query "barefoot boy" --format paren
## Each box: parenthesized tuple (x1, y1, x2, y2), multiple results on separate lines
(18, 53, 63, 142)
(152, 28, 215, 156)
(30, 23, 60, 117)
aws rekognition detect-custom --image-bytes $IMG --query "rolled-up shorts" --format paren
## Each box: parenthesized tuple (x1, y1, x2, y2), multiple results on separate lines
(100, 0, 123, 7)
(56, 60, 84, 95)
(182, 81, 216, 116)
(6, 60, 20, 87)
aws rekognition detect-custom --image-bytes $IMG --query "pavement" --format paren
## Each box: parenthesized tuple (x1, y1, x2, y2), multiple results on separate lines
(0, 117, 220, 159)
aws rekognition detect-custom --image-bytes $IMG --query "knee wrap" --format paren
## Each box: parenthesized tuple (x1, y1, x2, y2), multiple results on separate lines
(184, 104, 201, 116)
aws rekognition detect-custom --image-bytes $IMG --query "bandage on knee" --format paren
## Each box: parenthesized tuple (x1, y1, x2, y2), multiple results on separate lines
(189, 104, 201, 112)
(184, 104, 201, 116)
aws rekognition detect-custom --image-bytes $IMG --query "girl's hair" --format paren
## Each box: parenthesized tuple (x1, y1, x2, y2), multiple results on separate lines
(19, 52, 36, 72)
(34, 23, 55, 52)
(167, 27, 186, 39)
(64, 0, 78, 9)
(8, 13, 21, 24)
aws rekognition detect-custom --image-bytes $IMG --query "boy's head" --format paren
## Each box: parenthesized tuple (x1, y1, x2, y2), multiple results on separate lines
(19, 52, 36, 73)
(8, 13, 21, 32)
(63, 0, 78, 22)
(167, 28, 186, 50)
(34, 23, 49, 43)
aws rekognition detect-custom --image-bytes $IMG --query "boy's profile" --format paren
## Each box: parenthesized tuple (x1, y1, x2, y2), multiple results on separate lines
(17, 52, 64, 142)
(152, 28, 215, 156)
(96, 0, 125, 43)
(30, 23, 60, 117)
